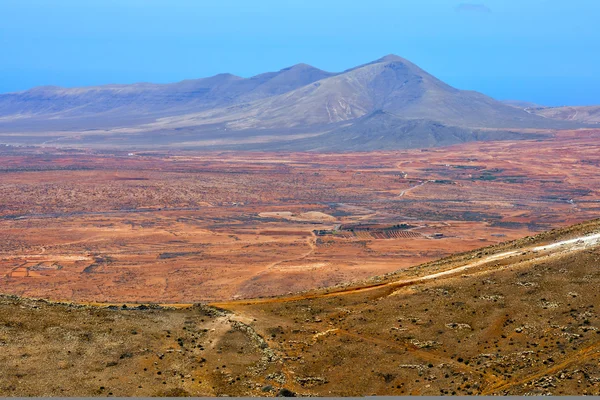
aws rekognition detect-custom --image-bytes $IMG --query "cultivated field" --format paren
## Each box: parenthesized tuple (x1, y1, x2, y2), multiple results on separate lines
(1, 129, 600, 302)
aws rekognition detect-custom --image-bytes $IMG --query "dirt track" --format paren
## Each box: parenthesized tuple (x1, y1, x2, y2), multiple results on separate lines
(211, 219, 600, 395)
(211, 230, 600, 308)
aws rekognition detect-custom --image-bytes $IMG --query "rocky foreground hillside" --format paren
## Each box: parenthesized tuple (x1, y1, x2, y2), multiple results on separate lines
(2, 219, 600, 396)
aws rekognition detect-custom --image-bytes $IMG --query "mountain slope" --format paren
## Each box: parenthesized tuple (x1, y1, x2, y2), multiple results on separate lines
(502, 99, 544, 109)
(168, 54, 576, 131)
(528, 105, 600, 124)
(269, 110, 545, 151)
(0, 64, 334, 122)
(243, 110, 547, 151)
(0, 55, 587, 150)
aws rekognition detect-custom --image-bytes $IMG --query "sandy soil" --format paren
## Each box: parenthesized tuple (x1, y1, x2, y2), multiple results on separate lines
(1, 129, 600, 302)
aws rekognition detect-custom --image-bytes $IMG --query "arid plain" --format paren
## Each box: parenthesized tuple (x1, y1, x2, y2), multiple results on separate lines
(1, 129, 600, 303)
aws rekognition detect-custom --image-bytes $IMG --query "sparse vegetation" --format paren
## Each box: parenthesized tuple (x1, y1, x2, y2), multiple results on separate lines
(2, 219, 600, 395)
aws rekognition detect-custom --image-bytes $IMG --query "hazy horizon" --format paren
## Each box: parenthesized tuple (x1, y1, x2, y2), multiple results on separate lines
(1, 0, 599, 106)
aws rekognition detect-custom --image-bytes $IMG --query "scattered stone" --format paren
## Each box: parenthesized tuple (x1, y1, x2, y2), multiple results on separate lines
(278, 388, 296, 397)
(445, 322, 472, 330)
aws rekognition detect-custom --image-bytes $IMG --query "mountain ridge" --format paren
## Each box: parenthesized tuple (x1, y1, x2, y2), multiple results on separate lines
(0, 54, 590, 150)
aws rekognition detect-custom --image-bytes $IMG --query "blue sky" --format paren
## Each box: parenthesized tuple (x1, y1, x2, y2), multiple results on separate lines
(1, 0, 599, 105)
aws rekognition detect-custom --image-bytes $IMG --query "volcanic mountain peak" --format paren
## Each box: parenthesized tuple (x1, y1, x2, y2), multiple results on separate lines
(347, 54, 431, 77)
(281, 62, 321, 71)
(372, 54, 433, 72)
(245, 63, 334, 96)
(207, 53, 560, 133)
(350, 53, 413, 68)
(376, 53, 406, 62)
(0, 54, 587, 149)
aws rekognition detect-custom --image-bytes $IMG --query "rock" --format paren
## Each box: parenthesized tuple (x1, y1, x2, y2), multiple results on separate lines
(278, 388, 296, 397)
(445, 322, 472, 330)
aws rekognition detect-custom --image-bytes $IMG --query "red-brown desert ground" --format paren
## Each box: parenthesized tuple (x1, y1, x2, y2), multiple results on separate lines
(1, 129, 600, 302)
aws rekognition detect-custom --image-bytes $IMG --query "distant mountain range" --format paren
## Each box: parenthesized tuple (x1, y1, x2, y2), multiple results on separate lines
(0, 55, 592, 151)
(526, 106, 600, 124)
(501, 101, 600, 125)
